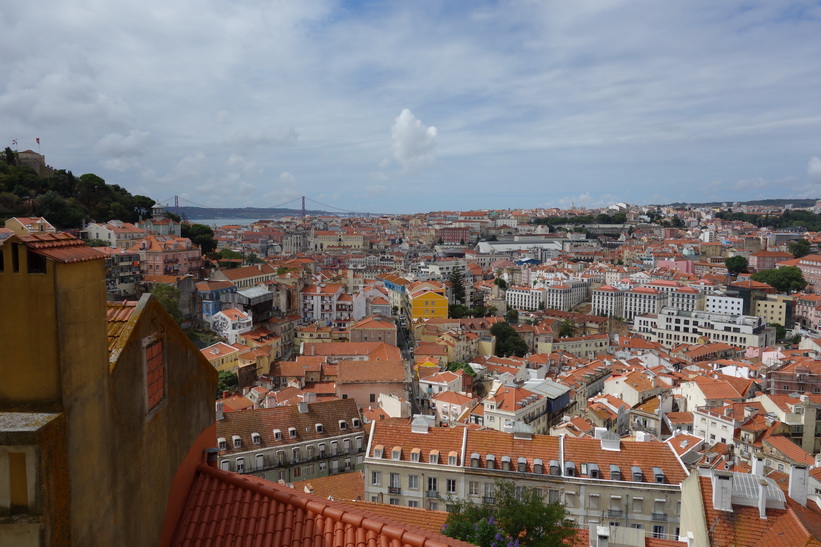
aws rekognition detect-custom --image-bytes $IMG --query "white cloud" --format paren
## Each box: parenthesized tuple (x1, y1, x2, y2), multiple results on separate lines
(733, 178, 769, 190)
(227, 128, 299, 151)
(365, 184, 387, 196)
(391, 109, 438, 173)
(94, 130, 150, 171)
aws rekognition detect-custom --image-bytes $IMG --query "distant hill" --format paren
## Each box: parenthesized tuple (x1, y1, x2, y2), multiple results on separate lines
(666, 198, 818, 208)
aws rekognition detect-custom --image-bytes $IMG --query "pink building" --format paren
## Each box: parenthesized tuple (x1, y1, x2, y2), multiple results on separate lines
(129, 235, 203, 278)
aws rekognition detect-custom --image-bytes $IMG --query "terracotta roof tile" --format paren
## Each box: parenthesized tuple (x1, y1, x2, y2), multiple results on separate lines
(173, 463, 471, 546)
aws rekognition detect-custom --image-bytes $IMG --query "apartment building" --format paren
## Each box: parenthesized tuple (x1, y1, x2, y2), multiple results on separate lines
(633, 308, 776, 349)
(364, 418, 688, 536)
(623, 287, 668, 321)
(506, 285, 546, 311)
(215, 399, 366, 482)
(591, 285, 624, 317)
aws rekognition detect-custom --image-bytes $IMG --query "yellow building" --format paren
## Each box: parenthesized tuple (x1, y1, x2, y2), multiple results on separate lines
(0, 233, 216, 546)
(201, 341, 241, 373)
(754, 294, 794, 327)
(409, 289, 448, 319)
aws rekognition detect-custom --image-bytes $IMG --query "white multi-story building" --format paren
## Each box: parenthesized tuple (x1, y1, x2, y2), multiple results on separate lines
(705, 295, 744, 315)
(591, 285, 624, 317)
(545, 280, 589, 311)
(668, 287, 701, 312)
(506, 285, 546, 311)
(633, 307, 776, 349)
(623, 287, 668, 320)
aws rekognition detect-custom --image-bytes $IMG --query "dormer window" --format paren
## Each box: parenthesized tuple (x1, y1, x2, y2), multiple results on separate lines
(374, 445, 384, 458)
(653, 467, 665, 484)
(486, 454, 496, 469)
(565, 461, 575, 477)
(315, 423, 324, 433)
(410, 448, 421, 462)
(338, 420, 347, 431)
(251, 432, 261, 445)
(501, 455, 511, 471)
(288, 427, 297, 439)
(429, 450, 439, 464)
(517, 457, 527, 472)
(448, 451, 458, 466)
(273, 429, 282, 441)
(392, 446, 402, 460)
(589, 463, 600, 479)
(610, 464, 621, 481)
(533, 459, 543, 474)
(632, 466, 643, 482)
(218, 437, 227, 450)
(352, 418, 361, 428)
(232, 435, 242, 449)
(471, 453, 480, 468)
(549, 460, 560, 476)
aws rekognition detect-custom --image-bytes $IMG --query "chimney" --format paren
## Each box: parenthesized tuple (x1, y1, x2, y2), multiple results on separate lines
(789, 464, 809, 506)
(204, 447, 220, 468)
(222, 390, 230, 399)
(751, 453, 764, 476)
(298, 401, 309, 413)
(215, 401, 224, 421)
(711, 471, 734, 512)
(757, 479, 768, 519)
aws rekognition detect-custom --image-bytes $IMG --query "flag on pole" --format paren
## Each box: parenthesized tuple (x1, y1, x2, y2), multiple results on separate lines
(12, 139, 17, 146)
(36, 138, 40, 144)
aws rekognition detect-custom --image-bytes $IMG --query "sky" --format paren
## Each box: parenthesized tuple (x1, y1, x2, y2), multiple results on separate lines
(3, 1, 821, 214)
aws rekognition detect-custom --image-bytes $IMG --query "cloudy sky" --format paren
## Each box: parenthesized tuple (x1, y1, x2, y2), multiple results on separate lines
(3, 1, 821, 214)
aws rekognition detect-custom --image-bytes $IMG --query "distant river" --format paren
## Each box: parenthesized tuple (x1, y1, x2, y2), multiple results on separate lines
(186, 218, 272, 227)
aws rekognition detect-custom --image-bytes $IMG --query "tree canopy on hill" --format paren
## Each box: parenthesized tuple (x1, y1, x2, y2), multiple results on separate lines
(0, 151, 155, 229)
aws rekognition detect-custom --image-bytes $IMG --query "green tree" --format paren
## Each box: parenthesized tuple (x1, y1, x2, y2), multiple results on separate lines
(449, 304, 469, 319)
(85, 238, 110, 247)
(769, 322, 787, 340)
(505, 308, 519, 324)
(449, 268, 466, 305)
(557, 318, 577, 338)
(217, 370, 238, 397)
(725, 255, 749, 275)
(751, 266, 808, 293)
(443, 480, 576, 547)
(3, 147, 16, 166)
(490, 322, 528, 357)
(788, 239, 811, 259)
(182, 223, 218, 254)
(151, 284, 184, 324)
(245, 252, 263, 264)
(494, 277, 507, 290)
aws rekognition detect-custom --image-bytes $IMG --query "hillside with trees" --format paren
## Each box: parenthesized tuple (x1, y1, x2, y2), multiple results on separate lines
(1, 147, 155, 229)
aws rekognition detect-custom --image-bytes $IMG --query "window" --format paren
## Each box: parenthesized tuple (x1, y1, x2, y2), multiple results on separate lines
(331, 441, 339, 456)
(306, 464, 315, 475)
(293, 448, 301, 463)
(632, 498, 643, 513)
(220, 460, 230, 471)
(145, 339, 165, 411)
(652, 525, 665, 539)
(429, 451, 439, 464)
(410, 449, 420, 462)
(408, 475, 419, 490)
(564, 492, 576, 508)
(315, 423, 324, 433)
(289, 427, 297, 439)
(408, 500, 419, 508)
(218, 437, 227, 450)
(352, 418, 361, 428)
(232, 436, 242, 449)
(339, 420, 347, 431)
(255, 454, 264, 469)
(371, 471, 381, 486)
(389, 498, 399, 505)
(370, 393, 376, 403)
(252, 432, 261, 445)
(236, 458, 245, 473)
(448, 454, 458, 466)
(273, 429, 282, 441)
(389, 473, 400, 488)
(344, 439, 351, 454)
(469, 481, 480, 496)
(319, 443, 327, 458)
(447, 479, 457, 494)
(589, 494, 600, 510)
(427, 477, 438, 493)
(277, 451, 285, 465)
(293, 466, 301, 478)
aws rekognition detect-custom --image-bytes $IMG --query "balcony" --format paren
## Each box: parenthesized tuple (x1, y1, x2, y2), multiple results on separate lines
(482, 497, 496, 505)
(426, 490, 438, 498)
(607, 509, 623, 518)
(652, 512, 667, 521)
(388, 486, 401, 495)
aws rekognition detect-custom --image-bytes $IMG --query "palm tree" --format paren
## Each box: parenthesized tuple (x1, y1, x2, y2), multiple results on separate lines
(558, 318, 577, 338)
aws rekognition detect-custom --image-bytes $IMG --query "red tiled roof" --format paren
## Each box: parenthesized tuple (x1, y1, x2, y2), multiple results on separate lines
(16, 232, 106, 263)
(173, 463, 471, 546)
